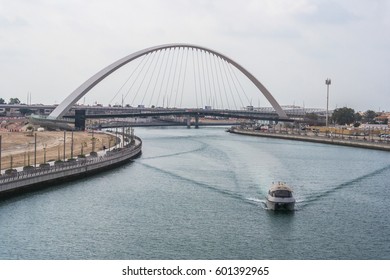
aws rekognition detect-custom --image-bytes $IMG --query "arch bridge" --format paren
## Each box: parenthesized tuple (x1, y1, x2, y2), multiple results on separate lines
(47, 43, 289, 126)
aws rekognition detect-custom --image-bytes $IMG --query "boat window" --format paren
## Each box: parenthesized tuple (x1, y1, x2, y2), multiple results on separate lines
(273, 190, 292, 197)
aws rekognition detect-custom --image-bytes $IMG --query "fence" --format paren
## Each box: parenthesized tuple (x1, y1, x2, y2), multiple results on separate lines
(0, 136, 142, 193)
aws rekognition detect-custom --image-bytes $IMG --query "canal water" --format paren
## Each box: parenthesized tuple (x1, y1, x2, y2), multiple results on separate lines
(1, 127, 389, 259)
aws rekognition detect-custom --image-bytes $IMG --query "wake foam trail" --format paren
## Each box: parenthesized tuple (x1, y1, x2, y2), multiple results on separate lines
(299, 164, 390, 208)
(139, 141, 207, 161)
(246, 197, 268, 209)
(141, 138, 243, 194)
(246, 197, 264, 204)
(136, 161, 259, 207)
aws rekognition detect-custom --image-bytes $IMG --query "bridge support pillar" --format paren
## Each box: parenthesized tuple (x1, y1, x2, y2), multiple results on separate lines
(75, 109, 86, 131)
(186, 116, 191, 128)
(195, 115, 199, 129)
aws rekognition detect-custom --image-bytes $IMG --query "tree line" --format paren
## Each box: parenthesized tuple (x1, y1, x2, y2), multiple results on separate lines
(0, 97, 21, 104)
(331, 107, 386, 126)
(306, 107, 387, 126)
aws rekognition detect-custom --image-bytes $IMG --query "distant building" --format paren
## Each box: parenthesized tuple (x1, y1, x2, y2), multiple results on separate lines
(375, 113, 390, 125)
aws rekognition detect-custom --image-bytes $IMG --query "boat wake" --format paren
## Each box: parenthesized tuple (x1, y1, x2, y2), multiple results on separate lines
(136, 161, 260, 207)
(238, 197, 298, 212)
(140, 140, 207, 160)
(298, 164, 390, 208)
(245, 197, 264, 204)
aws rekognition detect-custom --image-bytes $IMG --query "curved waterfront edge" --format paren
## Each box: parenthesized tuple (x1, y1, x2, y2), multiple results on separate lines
(227, 127, 390, 152)
(0, 136, 142, 199)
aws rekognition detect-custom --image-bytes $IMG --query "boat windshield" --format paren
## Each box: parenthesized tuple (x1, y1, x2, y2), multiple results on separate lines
(272, 190, 292, 197)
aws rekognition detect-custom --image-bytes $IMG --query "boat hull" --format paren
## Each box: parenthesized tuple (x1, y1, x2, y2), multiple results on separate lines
(266, 199, 295, 211)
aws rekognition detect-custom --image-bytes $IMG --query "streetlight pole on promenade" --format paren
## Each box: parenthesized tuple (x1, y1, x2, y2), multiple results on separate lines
(34, 133, 37, 168)
(63, 131, 66, 161)
(325, 78, 331, 130)
(0, 135, 2, 174)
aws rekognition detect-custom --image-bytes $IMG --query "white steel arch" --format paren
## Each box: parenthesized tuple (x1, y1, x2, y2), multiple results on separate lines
(49, 43, 288, 119)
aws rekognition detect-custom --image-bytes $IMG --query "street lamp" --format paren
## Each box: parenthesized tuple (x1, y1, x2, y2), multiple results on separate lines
(325, 78, 331, 130)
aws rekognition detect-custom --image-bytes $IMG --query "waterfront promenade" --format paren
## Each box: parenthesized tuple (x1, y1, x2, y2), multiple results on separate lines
(0, 132, 142, 198)
(0, 130, 115, 172)
(228, 127, 390, 152)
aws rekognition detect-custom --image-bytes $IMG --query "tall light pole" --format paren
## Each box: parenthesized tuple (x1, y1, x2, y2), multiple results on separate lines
(0, 135, 2, 175)
(63, 131, 66, 161)
(325, 78, 331, 130)
(34, 133, 37, 168)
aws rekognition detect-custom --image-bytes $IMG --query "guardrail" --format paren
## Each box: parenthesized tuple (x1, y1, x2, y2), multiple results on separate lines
(0, 136, 142, 193)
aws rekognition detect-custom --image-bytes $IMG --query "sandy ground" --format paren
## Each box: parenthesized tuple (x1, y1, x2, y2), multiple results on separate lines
(0, 131, 116, 170)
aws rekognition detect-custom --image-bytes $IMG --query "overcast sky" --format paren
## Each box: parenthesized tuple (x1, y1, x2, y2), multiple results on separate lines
(1, 0, 389, 111)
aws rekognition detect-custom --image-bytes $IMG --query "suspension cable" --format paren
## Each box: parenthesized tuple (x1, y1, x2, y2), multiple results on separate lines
(225, 60, 245, 108)
(163, 48, 176, 107)
(216, 57, 232, 109)
(141, 50, 162, 107)
(105, 46, 268, 112)
(121, 53, 152, 105)
(195, 49, 204, 107)
(173, 47, 185, 108)
(212, 54, 224, 109)
(192, 48, 199, 108)
(131, 51, 158, 106)
(168, 47, 180, 108)
(109, 53, 148, 105)
(207, 53, 218, 109)
(157, 48, 172, 107)
(149, 49, 166, 107)
(179, 47, 189, 107)
(220, 58, 238, 109)
(228, 62, 252, 106)
(200, 50, 208, 107)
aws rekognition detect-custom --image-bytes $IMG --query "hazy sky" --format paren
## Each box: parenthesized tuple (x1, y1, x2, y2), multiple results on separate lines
(1, 0, 389, 111)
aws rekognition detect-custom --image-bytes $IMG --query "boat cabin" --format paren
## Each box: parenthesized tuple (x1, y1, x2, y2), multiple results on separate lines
(268, 182, 293, 198)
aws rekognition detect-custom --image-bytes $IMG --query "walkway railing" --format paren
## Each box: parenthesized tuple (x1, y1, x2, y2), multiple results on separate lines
(0, 135, 142, 187)
(229, 126, 390, 152)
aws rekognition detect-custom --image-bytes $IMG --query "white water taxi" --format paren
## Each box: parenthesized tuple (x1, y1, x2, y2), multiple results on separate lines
(266, 182, 295, 211)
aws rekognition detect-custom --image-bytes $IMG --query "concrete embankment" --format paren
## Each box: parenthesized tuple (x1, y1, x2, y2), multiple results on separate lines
(0, 136, 142, 199)
(228, 128, 390, 152)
